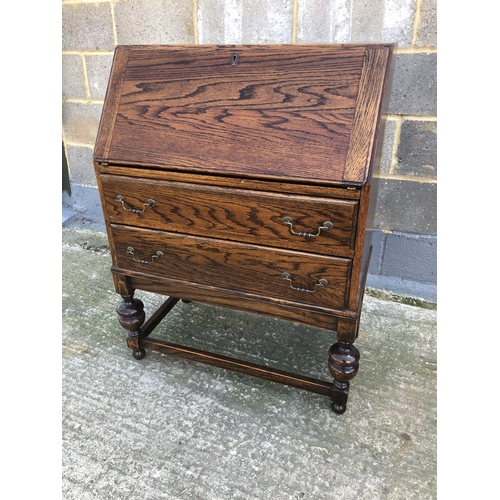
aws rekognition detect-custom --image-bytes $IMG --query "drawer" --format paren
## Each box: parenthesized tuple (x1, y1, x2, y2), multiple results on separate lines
(101, 175, 358, 257)
(110, 224, 352, 310)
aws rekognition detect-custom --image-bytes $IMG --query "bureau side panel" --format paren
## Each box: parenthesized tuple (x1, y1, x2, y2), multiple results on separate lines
(93, 161, 119, 263)
(346, 46, 394, 312)
(94, 47, 129, 162)
(347, 182, 371, 311)
(343, 47, 392, 184)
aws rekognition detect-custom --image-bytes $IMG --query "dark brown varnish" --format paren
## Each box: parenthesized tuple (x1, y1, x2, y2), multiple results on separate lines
(94, 44, 394, 414)
(101, 174, 359, 256)
(110, 224, 352, 310)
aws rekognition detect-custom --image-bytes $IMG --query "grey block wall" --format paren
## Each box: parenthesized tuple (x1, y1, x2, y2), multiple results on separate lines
(62, 0, 437, 302)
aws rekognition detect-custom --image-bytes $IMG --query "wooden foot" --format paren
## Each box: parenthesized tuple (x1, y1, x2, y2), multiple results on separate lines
(328, 342, 360, 414)
(116, 293, 146, 360)
(132, 348, 146, 360)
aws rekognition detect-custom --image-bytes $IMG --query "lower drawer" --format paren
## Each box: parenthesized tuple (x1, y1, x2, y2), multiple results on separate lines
(110, 224, 352, 310)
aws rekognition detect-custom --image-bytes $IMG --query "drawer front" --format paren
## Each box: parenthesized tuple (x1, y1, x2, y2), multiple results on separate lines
(110, 225, 352, 310)
(101, 175, 358, 257)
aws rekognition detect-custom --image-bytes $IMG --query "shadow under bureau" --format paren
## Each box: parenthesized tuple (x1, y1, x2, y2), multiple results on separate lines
(93, 44, 394, 414)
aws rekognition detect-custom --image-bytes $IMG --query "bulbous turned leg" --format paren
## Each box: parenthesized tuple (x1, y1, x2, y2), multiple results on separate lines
(116, 294, 146, 360)
(328, 342, 360, 414)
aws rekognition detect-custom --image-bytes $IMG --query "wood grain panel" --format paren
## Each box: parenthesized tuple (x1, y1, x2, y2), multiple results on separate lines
(101, 174, 358, 256)
(123, 45, 367, 80)
(101, 45, 370, 183)
(110, 224, 352, 310)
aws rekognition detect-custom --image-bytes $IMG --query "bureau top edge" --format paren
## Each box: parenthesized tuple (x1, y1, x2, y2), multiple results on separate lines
(113, 43, 395, 51)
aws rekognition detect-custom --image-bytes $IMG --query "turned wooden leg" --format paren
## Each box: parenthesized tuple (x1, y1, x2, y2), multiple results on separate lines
(328, 341, 360, 414)
(116, 293, 146, 360)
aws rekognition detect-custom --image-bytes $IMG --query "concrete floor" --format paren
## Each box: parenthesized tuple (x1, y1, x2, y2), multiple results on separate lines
(62, 226, 437, 499)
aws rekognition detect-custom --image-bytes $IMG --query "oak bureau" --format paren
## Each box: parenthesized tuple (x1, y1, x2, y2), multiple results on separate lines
(93, 44, 394, 414)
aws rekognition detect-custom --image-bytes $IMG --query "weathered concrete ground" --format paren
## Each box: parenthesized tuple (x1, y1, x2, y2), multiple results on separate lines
(62, 227, 437, 499)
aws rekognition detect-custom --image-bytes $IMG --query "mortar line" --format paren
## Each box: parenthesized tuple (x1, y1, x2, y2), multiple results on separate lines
(80, 55, 92, 100)
(63, 0, 112, 4)
(373, 173, 437, 184)
(411, 0, 424, 47)
(110, 1, 118, 46)
(193, 0, 199, 44)
(292, 0, 298, 43)
(383, 114, 437, 121)
(63, 51, 115, 56)
(389, 117, 404, 175)
(63, 98, 105, 105)
(395, 47, 437, 54)
(65, 140, 95, 149)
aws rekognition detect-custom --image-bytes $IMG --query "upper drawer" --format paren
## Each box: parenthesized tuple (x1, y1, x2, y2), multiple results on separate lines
(100, 174, 358, 257)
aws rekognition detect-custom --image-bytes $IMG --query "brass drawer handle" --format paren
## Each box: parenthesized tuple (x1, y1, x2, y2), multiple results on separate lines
(282, 272, 328, 293)
(127, 246, 163, 264)
(283, 216, 333, 237)
(116, 195, 155, 213)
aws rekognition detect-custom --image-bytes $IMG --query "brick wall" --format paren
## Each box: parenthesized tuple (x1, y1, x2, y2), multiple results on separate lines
(62, 0, 437, 301)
